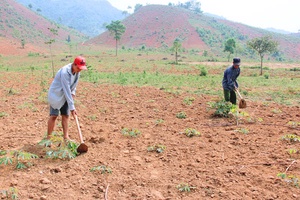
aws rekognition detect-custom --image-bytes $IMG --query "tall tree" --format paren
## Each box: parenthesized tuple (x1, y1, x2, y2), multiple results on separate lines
(106, 20, 126, 56)
(247, 35, 278, 75)
(224, 38, 236, 61)
(171, 38, 182, 64)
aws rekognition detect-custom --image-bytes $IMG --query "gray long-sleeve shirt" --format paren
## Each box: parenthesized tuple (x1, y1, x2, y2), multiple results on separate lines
(48, 63, 80, 110)
(222, 65, 240, 91)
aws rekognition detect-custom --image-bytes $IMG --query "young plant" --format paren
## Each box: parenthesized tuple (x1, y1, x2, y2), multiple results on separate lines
(208, 100, 236, 118)
(183, 128, 201, 137)
(183, 96, 195, 105)
(176, 183, 196, 192)
(121, 128, 141, 137)
(147, 144, 166, 153)
(277, 173, 300, 188)
(0, 150, 38, 170)
(0, 112, 7, 118)
(281, 134, 300, 143)
(235, 128, 249, 134)
(38, 133, 79, 160)
(287, 121, 300, 129)
(176, 111, 187, 119)
(90, 165, 112, 174)
(154, 119, 164, 126)
(0, 187, 18, 199)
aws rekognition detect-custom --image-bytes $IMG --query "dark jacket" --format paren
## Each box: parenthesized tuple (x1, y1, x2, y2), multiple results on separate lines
(222, 65, 240, 91)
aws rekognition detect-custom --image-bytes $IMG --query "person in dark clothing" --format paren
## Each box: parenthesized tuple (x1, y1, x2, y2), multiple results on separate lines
(222, 57, 241, 104)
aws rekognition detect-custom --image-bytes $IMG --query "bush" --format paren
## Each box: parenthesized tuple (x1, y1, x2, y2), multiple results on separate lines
(199, 67, 208, 76)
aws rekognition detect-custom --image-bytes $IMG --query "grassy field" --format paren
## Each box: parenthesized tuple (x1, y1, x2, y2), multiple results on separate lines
(1, 48, 300, 106)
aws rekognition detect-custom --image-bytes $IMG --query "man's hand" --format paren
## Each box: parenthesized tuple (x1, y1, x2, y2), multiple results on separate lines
(71, 110, 77, 118)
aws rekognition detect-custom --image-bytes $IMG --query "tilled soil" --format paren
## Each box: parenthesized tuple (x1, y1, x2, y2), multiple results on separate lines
(0, 72, 300, 199)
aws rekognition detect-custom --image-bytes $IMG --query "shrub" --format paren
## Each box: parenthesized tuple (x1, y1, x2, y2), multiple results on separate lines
(199, 67, 208, 76)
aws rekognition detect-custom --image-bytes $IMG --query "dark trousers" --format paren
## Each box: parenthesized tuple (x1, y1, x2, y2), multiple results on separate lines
(224, 89, 237, 105)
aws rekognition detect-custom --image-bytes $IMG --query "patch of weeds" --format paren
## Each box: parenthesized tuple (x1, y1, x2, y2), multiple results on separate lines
(0, 187, 18, 199)
(90, 165, 112, 174)
(182, 128, 201, 137)
(147, 144, 166, 153)
(176, 111, 187, 119)
(281, 134, 300, 143)
(235, 128, 249, 134)
(277, 173, 299, 188)
(0, 150, 38, 170)
(0, 112, 7, 118)
(121, 128, 141, 137)
(208, 100, 237, 118)
(176, 183, 196, 192)
(183, 96, 195, 105)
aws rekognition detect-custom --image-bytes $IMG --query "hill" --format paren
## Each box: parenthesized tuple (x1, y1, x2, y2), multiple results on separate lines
(15, 0, 125, 37)
(87, 5, 300, 62)
(0, 0, 88, 55)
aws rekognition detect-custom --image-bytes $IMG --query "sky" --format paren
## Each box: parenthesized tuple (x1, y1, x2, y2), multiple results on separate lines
(107, 0, 300, 33)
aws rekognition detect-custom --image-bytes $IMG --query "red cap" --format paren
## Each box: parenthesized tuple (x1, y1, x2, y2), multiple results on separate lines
(74, 56, 87, 70)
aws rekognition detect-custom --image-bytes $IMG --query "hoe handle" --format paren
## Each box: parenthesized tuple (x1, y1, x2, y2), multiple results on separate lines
(235, 89, 243, 99)
(75, 115, 84, 143)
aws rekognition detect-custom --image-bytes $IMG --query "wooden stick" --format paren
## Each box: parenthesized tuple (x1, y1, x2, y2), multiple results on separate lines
(285, 160, 297, 174)
(104, 184, 110, 200)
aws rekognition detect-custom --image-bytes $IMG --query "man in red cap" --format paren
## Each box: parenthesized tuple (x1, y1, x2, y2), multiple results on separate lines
(46, 56, 87, 140)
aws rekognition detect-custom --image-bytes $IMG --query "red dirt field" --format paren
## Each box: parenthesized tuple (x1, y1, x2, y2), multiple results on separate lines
(1, 72, 300, 199)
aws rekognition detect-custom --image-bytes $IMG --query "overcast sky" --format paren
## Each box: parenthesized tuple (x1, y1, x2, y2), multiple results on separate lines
(107, 0, 300, 33)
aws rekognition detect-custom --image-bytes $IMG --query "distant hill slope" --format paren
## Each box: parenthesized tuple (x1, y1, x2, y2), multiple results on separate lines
(0, 0, 87, 55)
(87, 5, 300, 61)
(15, 0, 125, 37)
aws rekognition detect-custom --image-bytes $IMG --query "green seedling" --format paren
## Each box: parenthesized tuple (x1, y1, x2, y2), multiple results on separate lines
(154, 119, 164, 126)
(272, 108, 282, 114)
(183, 96, 195, 105)
(121, 128, 141, 137)
(147, 144, 166, 153)
(0, 112, 7, 118)
(1, 187, 18, 200)
(90, 165, 112, 174)
(176, 183, 196, 192)
(235, 128, 249, 134)
(176, 111, 187, 119)
(0, 150, 38, 170)
(38, 133, 79, 160)
(281, 134, 300, 143)
(183, 128, 201, 137)
(277, 173, 299, 188)
(287, 121, 300, 129)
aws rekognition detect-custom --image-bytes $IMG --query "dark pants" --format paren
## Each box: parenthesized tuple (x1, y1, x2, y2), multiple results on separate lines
(224, 89, 237, 105)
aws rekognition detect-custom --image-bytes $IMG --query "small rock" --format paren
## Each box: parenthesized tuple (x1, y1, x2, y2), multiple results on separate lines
(40, 195, 47, 200)
(40, 178, 51, 184)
